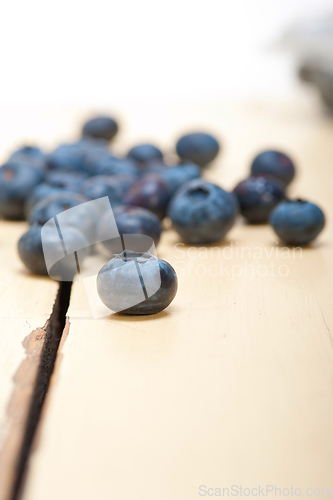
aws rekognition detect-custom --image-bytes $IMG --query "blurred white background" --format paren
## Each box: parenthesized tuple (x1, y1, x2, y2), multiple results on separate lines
(0, 0, 332, 108)
(0, 0, 333, 159)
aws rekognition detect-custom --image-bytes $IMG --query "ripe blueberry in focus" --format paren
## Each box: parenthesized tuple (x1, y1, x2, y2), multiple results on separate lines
(127, 144, 163, 165)
(233, 175, 285, 223)
(82, 116, 118, 142)
(97, 205, 162, 254)
(97, 250, 177, 315)
(269, 199, 325, 245)
(176, 132, 219, 167)
(0, 162, 43, 220)
(168, 178, 238, 244)
(251, 150, 296, 186)
(124, 174, 170, 219)
(18, 224, 88, 278)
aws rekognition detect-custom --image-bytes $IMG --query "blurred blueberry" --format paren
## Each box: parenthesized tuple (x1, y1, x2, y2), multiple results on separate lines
(233, 175, 285, 223)
(97, 250, 178, 315)
(76, 136, 110, 153)
(251, 150, 296, 186)
(80, 175, 125, 207)
(82, 115, 119, 142)
(98, 205, 162, 254)
(269, 199, 325, 245)
(95, 155, 139, 178)
(176, 132, 219, 167)
(127, 144, 163, 165)
(109, 175, 136, 198)
(24, 184, 72, 218)
(46, 169, 88, 191)
(47, 143, 84, 171)
(18, 224, 89, 278)
(47, 140, 110, 174)
(0, 161, 43, 220)
(29, 192, 97, 243)
(7, 154, 48, 172)
(168, 178, 238, 244)
(124, 174, 170, 219)
(79, 147, 112, 176)
(160, 161, 201, 196)
(10, 145, 46, 161)
(144, 159, 170, 175)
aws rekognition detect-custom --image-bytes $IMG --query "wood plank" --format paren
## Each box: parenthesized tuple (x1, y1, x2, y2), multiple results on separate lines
(0, 222, 60, 500)
(22, 99, 333, 500)
(0, 222, 58, 443)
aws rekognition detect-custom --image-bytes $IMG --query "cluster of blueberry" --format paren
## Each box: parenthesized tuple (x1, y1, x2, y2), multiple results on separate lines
(0, 115, 325, 315)
(233, 151, 325, 245)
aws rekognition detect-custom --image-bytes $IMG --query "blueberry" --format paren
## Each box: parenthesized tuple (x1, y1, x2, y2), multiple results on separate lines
(124, 174, 170, 219)
(143, 159, 170, 175)
(160, 161, 201, 196)
(24, 184, 71, 218)
(8, 154, 48, 172)
(47, 143, 84, 171)
(97, 205, 162, 254)
(48, 140, 110, 174)
(95, 155, 139, 178)
(76, 137, 110, 151)
(18, 224, 89, 279)
(233, 175, 285, 223)
(30, 192, 88, 224)
(10, 145, 46, 161)
(168, 178, 238, 244)
(80, 148, 112, 176)
(97, 250, 177, 315)
(109, 175, 137, 199)
(46, 169, 88, 191)
(80, 175, 126, 207)
(29, 192, 97, 243)
(269, 199, 325, 245)
(0, 161, 43, 220)
(176, 132, 219, 167)
(127, 144, 163, 165)
(82, 116, 118, 142)
(251, 150, 296, 186)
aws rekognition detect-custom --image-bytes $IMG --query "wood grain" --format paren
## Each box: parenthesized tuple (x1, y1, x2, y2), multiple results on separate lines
(15, 98, 333, 500)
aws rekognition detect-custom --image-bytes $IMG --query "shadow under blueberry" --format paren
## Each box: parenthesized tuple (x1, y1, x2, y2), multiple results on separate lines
(105, 309, 171, 322)
(167, 235, 234, 250)
(274, 240, 330, 251)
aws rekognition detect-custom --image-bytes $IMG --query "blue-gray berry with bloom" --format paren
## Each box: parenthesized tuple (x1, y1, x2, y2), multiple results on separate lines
(269, 199, 325, 245)
(168, 178, 238, 243)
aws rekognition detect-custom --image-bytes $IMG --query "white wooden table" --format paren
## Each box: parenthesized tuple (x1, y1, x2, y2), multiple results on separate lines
(0, 97, 332, 500)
